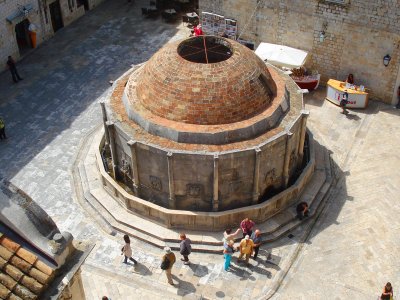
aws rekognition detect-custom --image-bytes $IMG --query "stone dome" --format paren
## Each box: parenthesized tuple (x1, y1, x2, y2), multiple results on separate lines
(133, 36, 277, 125)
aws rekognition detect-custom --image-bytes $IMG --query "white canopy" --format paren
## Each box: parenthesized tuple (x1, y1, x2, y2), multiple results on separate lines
(255, 42, 309, 69)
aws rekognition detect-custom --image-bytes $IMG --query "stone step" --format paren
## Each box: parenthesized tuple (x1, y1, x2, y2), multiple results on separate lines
(81, 171, 331, 254)
(81, 263, 183, 300)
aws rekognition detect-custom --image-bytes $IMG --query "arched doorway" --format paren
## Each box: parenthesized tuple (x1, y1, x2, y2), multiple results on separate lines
(15, 19, 32, 55)
(77, 0, 89, 11)
(49, 0, 64, 33)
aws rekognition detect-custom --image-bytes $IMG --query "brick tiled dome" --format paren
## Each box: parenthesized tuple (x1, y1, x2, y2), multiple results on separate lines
(133, 36, 276, 125)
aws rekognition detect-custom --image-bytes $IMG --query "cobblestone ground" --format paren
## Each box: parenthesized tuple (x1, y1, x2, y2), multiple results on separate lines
(0, 1, 399, 299)
(273, 91, 400, 300)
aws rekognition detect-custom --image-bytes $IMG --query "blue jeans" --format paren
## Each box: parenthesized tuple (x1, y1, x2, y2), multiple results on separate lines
(224, 254, 232, 270)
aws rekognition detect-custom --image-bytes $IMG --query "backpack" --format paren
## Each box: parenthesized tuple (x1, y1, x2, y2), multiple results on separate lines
(160, 256, 170, 270)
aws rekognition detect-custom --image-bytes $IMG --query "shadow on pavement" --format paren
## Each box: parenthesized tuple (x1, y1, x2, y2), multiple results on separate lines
(172, 274, 197, 296)
(226, 264, 254, 279)
(188, 263, 209, 277)
(345, 112, 361, 120)
(132, 262, 152, 276)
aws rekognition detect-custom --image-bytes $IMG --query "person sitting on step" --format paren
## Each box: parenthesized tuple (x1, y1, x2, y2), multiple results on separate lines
(296, 202, 309, 220)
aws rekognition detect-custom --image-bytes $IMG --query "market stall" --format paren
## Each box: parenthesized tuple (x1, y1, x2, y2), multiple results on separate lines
(326, 79, 368, 108)
(255, 42, 308, 68)
(255, 42, 320, 90)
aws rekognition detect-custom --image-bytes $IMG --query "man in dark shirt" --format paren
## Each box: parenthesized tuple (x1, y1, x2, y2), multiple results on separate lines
(179, 233, 191, 265)
(6, 56, 23, 83)
(250, 230, 262, 260)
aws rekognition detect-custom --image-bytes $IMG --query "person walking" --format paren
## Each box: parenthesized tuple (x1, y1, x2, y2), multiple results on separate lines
(179, 233, 191, 265)
(161, 247, 176, 285)
(0, 117, 6, 140)
(380, 282, 393, 300)
(121, 234, 137, 265)
(238, 235, 254, 265)
(250, 230, 262, 260)
(223, 239, 235, 271)
(240, 218, 255, 238)
(6, 56, 23, 83)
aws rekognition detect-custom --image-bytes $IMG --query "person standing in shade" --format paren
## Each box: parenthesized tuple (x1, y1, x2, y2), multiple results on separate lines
(161, 247, 176, 285)
(250, 230, 262, 260)
(121, 234, 137, 265)
(6, 56, 23, 83)
(240, 218, 255, 238)
(223, 239, 235, 271)
(238, 235, 254, 265)
(0, 117, 6, 140)
(179, 233, 191, 265)
(396, 86, 400, 109)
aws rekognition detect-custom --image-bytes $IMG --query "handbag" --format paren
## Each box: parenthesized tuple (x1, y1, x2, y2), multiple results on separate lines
(160, 256, 170, 270)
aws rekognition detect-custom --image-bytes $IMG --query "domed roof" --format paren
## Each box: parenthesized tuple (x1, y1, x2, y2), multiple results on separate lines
(133, 36, 276, 125)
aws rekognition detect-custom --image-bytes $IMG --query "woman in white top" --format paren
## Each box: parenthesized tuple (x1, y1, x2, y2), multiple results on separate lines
(121, 234, 137, 264)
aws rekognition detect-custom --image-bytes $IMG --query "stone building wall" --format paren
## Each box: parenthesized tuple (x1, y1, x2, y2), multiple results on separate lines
(199, 0, 400, 104)
(59, 0, 85, 27)
(0, 0, 42, 69)
(110, 114, 305, 212)
(0, 0, 104, 73)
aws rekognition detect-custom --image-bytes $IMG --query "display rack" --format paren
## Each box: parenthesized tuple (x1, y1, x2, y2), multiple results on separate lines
(224, 18, 237, 40)
(201, 12, 226, 37)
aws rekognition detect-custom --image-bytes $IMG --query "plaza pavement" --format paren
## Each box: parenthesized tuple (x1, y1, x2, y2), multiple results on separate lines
(0, 1, 399, 299)
(273, 93, 400, 300)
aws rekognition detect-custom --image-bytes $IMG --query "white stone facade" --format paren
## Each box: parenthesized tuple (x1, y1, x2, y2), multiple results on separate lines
(199, 0, 400, 104)
(0, 0, 104, 72)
